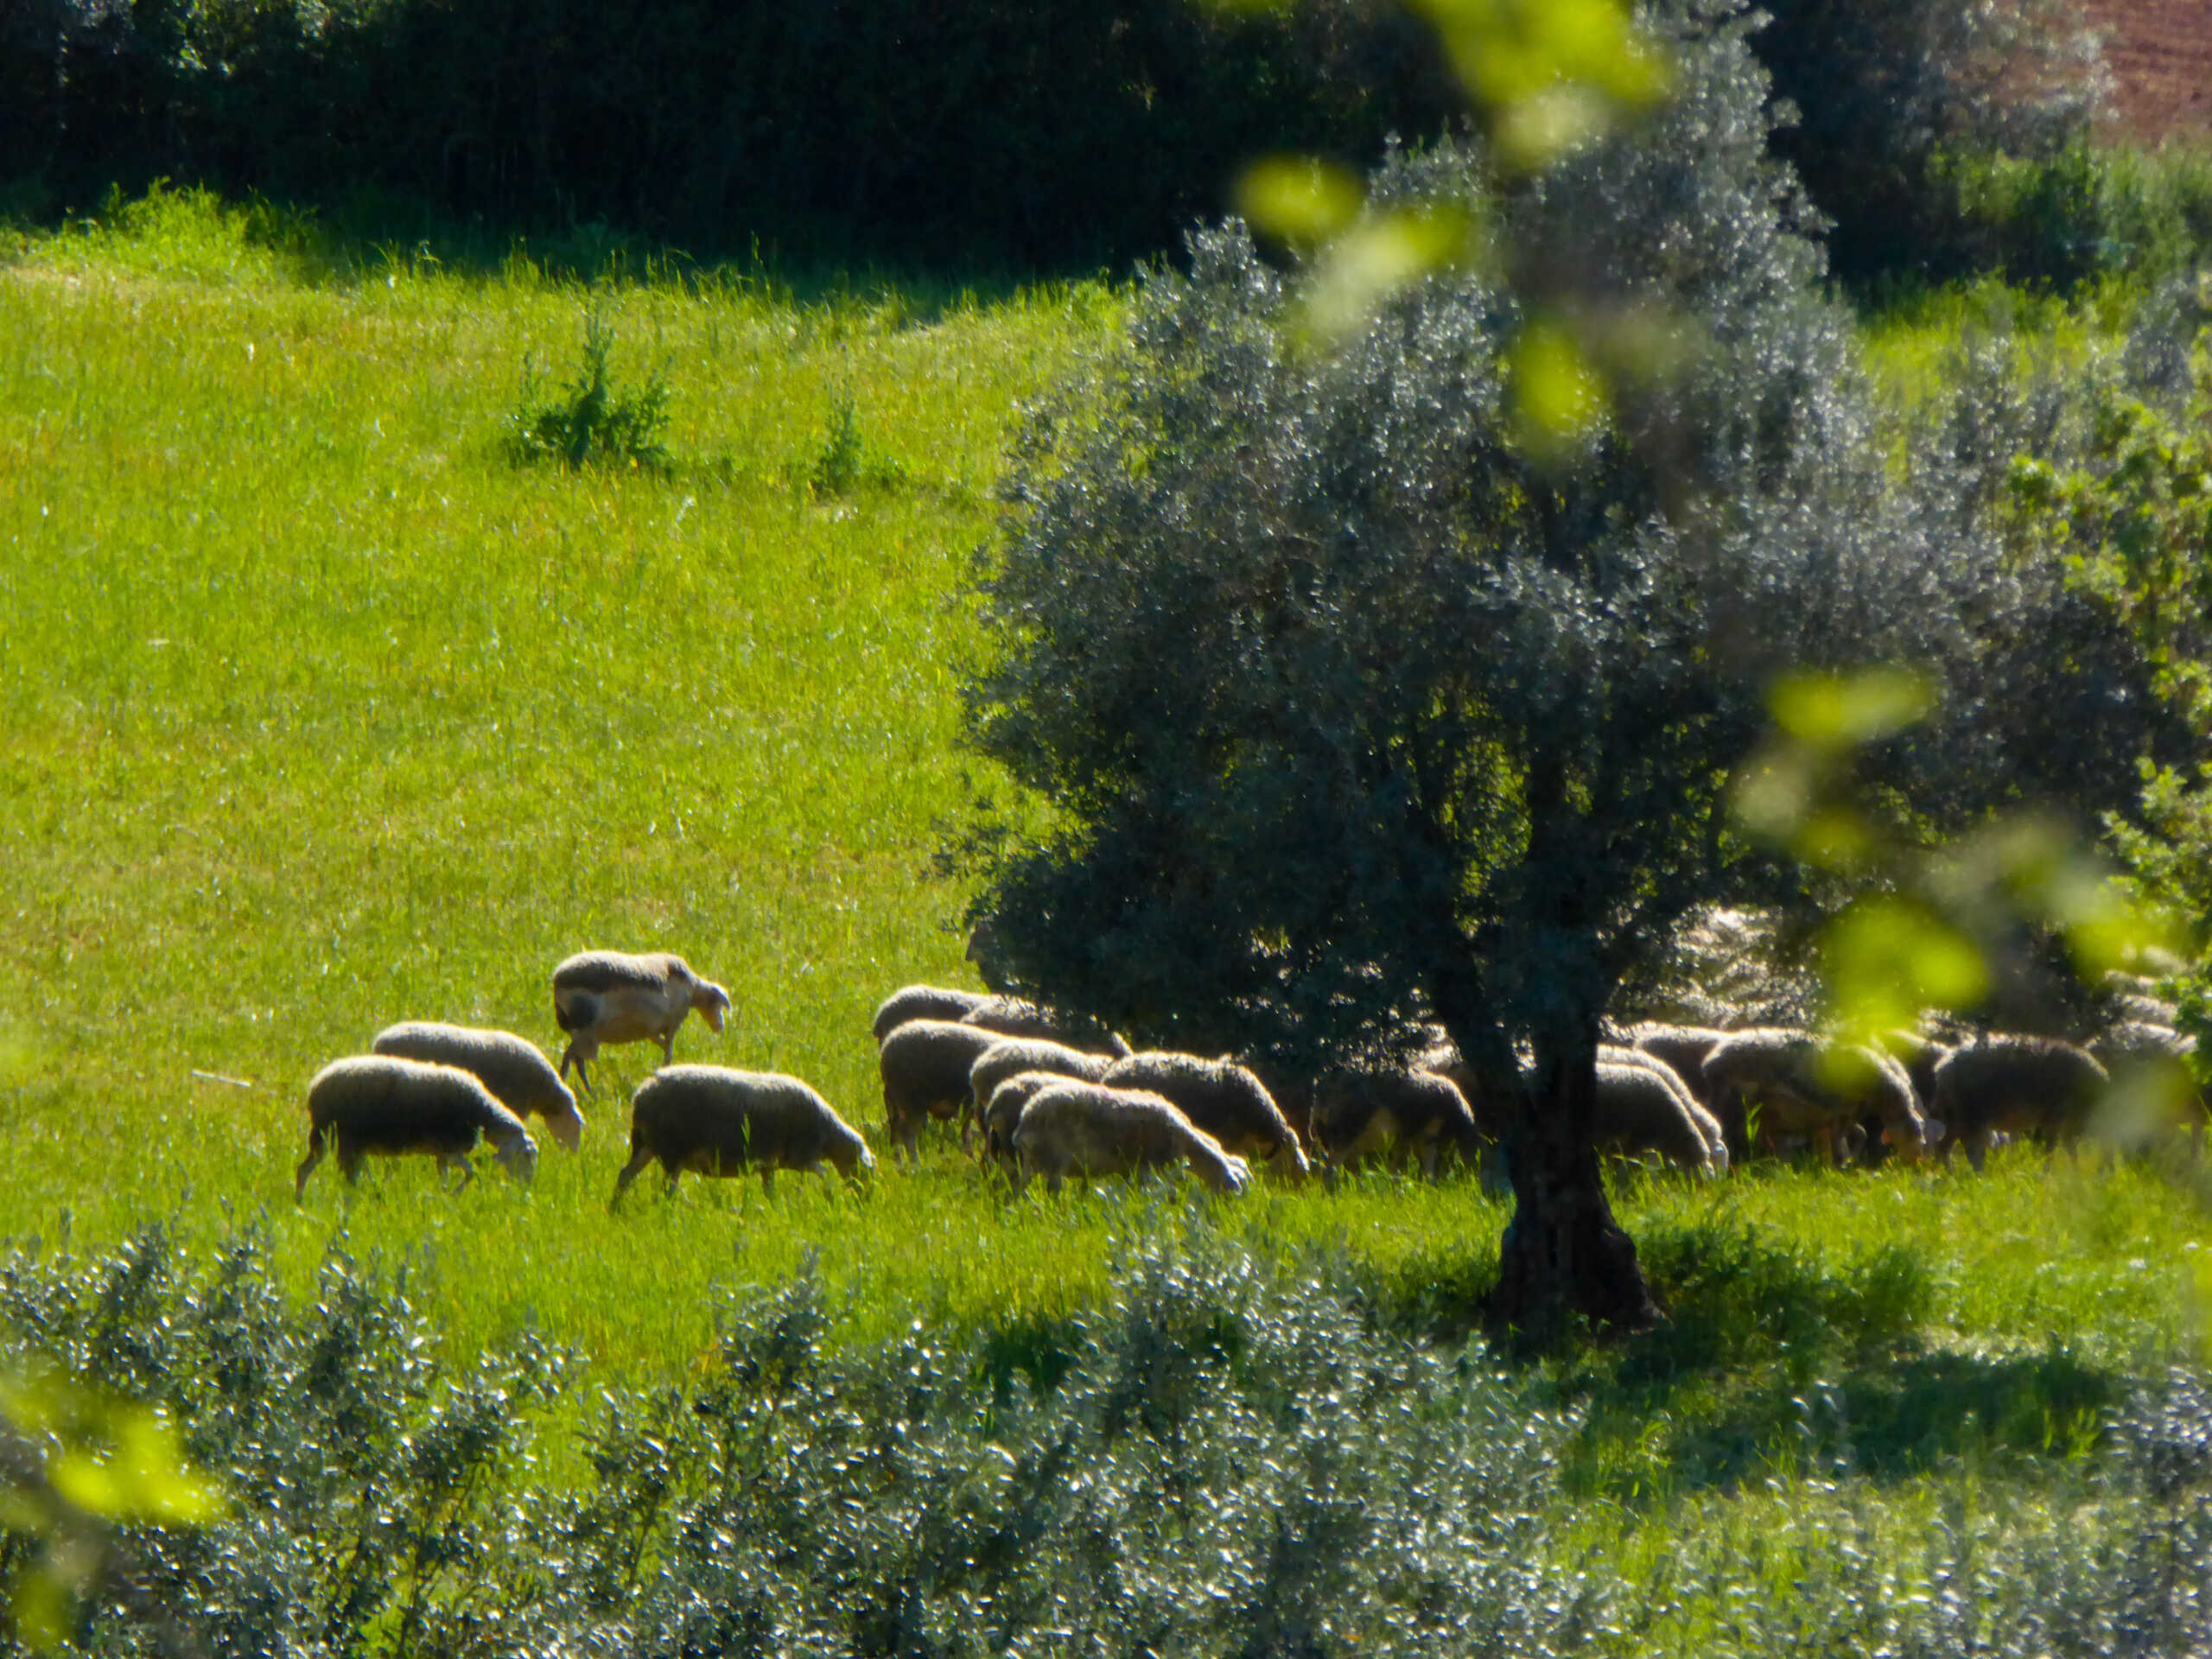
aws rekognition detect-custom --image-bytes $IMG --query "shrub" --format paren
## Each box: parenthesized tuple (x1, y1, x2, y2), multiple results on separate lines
(507, 313, 674, 474)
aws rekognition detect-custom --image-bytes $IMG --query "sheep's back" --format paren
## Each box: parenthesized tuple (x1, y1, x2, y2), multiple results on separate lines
(308, 1056, 520, 1154)
(372, 1021, 571, 1116)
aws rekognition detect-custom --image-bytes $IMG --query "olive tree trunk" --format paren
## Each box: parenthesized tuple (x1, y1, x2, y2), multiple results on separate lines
(1485, 1037, 1661, 1335)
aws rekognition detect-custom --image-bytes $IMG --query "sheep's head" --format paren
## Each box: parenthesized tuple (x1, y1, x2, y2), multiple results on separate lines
(546, 1103, 586, 1154)
(1267, 1136, 1312, 1183)
(497, 1130, 540, 1185)
(696, 981, 732, 1033)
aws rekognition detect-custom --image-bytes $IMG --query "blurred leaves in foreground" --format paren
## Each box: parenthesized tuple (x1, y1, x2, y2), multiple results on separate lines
(1230, 0, 1671, 429)
(0, 1365, 217, 1649)
(1737, 665, 2179, 1065)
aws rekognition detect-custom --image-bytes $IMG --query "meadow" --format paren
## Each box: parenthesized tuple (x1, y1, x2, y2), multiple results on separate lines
(3, 193, 2212, 1630)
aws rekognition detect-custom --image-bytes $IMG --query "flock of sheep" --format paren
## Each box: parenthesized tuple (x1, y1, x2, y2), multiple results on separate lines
(293, 944, 2205, 1205)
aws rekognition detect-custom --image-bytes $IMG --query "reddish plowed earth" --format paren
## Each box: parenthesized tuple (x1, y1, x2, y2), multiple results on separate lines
(2084, 0, 2212, 143)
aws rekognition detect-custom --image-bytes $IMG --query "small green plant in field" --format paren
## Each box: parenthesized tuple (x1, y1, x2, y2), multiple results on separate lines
(801, 383, 905, 498)
(507, 310, 673, 473)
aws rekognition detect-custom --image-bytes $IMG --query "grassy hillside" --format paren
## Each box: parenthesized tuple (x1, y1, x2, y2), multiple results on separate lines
(1, 190, 2209, 1543)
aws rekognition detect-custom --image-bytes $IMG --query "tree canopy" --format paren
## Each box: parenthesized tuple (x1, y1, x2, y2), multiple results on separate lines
(956, 1, 2171, 1328)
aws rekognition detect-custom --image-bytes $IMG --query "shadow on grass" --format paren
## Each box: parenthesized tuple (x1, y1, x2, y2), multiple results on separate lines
(1, 179, 1085, 321)
(1554, 1216, 2126, 1499)
(1332, 1211, 2128, 1503)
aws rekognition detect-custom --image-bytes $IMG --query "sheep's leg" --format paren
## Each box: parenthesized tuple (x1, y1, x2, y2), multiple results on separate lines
(294, 1135, 326, 1204)
(562, 1041, 594, 1096)
(659, 1029, 676, 1066)
(609, 1149, 654, 1210)
(438, 1154, 475, 1193)
(760, 1167, 776, 1196)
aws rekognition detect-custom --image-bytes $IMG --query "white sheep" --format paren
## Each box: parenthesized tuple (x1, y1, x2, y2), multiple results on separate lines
(296, 1055, 537, 1200)
(370, 1020, 586, 1151)
(551, 950, 729, 1092)
(1101, 1052, 1310, 1179)
(612, 1065, 874, 1204)
(968, 1039, 1115, 1152)
(1009, 1080, 1251, 1197)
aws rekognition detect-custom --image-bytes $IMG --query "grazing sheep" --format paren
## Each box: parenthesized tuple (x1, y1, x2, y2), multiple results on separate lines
(979, 1071, 1070, 1169)
(370, 1021, 586, 1152)
(872, 983, 988, 1044)
(969, 1039, 1114, 1150)
(1624, 1024, 1732, 1105)
(1101, 1052, 1310, 1179)
(1308, 1067, 1486, 1178)
(296, 1055, 537, 1200)
(551, 950, 729, 1093)
(611, 1065, 874, 1204)
(1592, 1056, 1727, 1175)
(878, 1018, 1004, 1160)
(1701, 1028, 1930, 1165)
(1932, 1036, 2112, 1169)
(957, 997, 1133, 1058)
(1008, 1081, 1250, 1197)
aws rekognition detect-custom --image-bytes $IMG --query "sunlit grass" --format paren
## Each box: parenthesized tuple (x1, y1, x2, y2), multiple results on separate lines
(3, 194, 2208, 1555)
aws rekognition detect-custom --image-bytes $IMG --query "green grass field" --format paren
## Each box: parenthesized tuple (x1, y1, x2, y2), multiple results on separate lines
(3, 191, 2208, 1547)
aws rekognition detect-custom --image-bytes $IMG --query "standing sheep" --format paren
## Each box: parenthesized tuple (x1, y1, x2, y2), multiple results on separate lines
(552, 950, 730, 1093)
(1008, 1081, 1250, 1197)
(612, 1065, 874, 1204)
(1624, 1024, 1732, 1106)
(979, 1071, 1071, 1170)
(1101, 1052, 1310, 1179)
(872, 984, 988, 1044)
(1592, 1054, 1728, 1176)
(296, 1055, 537, 1200)
(1307, 1066, 1487, 1178)
(1932, 1036, 2112, 1169)
(969, 1039, 1115, 1149)
(878, 1019, 1004, 1161)
(370, 1021, 587, 1152)
(1700, 1028, 1929, 1166)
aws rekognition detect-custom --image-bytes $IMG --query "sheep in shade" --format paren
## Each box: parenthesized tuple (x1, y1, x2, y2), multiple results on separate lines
(1623, 1023, 1732, 1105)
(552, 950, 729, 1092)
(370, 1021, 586, 1152)
(969, 1039, 1114, 1150)
(878, 1018, 1004, 1160)
(958, 997, 1133, 1057)
(1009, 1081, 1250, 1197)
(1700, 1027, 1930, 1165)
(1101, 1052, 1310, 1179)
(980, 1071, 1070, 1170)
(296, 1055, 537, 1200)
(872, 983, 989, 1044)
(1307, 1066, 1486, 1178)
(1592, 1052, 1727, 1176)
(1932, 1036, 2113, 1169)
(611, 1065, 874, 1204)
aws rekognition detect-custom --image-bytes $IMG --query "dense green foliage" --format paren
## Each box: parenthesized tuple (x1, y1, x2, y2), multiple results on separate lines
(8, 1221, 2212, 1656)
(1753, 0, 2101, 290)
(0, 0, 1462, 270)
(954, 3, 2184, 1325)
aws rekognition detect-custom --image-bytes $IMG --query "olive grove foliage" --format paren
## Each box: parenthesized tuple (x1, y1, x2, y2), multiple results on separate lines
(7, 1226, 2212, 1656)
(957, 0, 2159, 1077)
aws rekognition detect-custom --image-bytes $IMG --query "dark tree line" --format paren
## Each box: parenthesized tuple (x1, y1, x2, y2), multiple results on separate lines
(3, 0, 2101, 281)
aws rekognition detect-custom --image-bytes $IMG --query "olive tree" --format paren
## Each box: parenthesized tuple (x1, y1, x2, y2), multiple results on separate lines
(954, 2, 2162, 1332)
